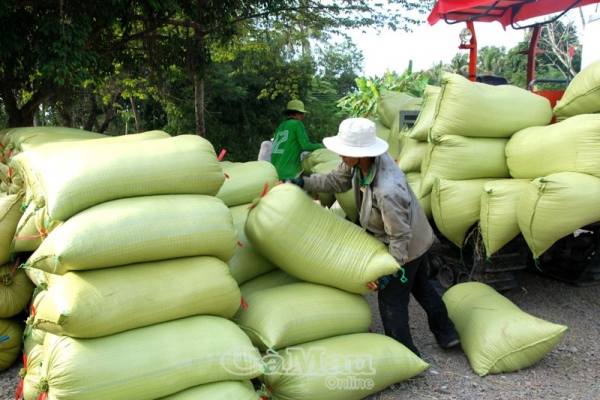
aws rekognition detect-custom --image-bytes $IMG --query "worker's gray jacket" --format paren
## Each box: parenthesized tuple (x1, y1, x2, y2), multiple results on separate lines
(303, 153, 434, 266)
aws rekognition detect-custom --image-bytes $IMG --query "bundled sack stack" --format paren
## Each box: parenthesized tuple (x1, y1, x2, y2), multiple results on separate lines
(9, 133, 266, 399)
(217, 160, 280, 285)
(398, 84, 441, 219)
(0, 127, 104, 196)
(0, 127, 106, 195)
(417, 72, 553, 249)
(241, 183, 428, 399)
(377, 90, 423, 160)
(500, 60, 600, 261)
(0, 258, 34, 372)
(507, 117, 600, 259)
(0, 126, 105, 162)
(9, 129, 173, 253)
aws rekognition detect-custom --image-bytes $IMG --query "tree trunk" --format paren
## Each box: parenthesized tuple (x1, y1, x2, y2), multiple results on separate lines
(130, 95, 140, 133)
(194, 73, 206, 137)
(1, 87, 35, 127)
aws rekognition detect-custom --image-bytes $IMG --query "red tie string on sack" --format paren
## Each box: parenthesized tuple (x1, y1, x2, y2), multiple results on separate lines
(248, 182, 269, 211)
(218, 149, 226, 161)
(14, 354, 27, 400)
(237, 241, 243, 247)
(260, 182, 269, 197)
(241, 297, 249, 310)
(14, 234, 43, 241)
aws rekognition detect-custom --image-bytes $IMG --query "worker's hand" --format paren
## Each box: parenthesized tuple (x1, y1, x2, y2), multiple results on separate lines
(366, 280, 379, 291)
(280, 177, 304, 187)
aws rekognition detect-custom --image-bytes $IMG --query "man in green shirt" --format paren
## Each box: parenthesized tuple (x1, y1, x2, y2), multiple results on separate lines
(271, 100, 323, 179)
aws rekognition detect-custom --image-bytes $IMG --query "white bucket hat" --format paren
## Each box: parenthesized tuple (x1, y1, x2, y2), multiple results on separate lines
(323, 118, 389, 157)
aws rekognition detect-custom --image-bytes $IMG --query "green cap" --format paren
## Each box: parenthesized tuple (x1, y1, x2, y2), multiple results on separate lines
(283, 100, 308, 114)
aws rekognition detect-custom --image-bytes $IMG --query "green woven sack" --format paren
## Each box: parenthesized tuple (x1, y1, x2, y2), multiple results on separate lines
(374, 119, 390, 143)
(517, 172, 600, 258)
(398, 134, 427, 173)
(158, 380, 260, 400)
(25, 290, 47, 346)
(217, 161, 279, 207)
(28, 134, 225, 222)
(431, 178, 493, 248)
(228, 204, 277, 285)
(260, 333, 429, 400)
(553, 60, 600, 117)
(36, 316, 264, 400)
(407, 85, 441, 141)
(13, 202, 42, 253)
(301, 148, 340, 177)
(23, 343, 43, 399)
(24, 266, 54, 288)
(506, 114, 600, 179)
(480, 179, 531, 257)
(10, 130, 170, 209)
(245, 184, 399, 294)
(387, 114, 401, 160)
(23, 328, 38, 356)
(377, 91, 414, 129)
(0, 193, 25, 262)
(334, 189, 358, 223)
(0, 261, 35, 318)
(239, 269, 300, 299)
(19, 129, 169, 153)
(311, 160, 341, 208)
(8, 153, 45, 207)
(405, 172, 432, 220)
(233, 282, 372, 351)
(25, 194, 237, 274)
(34, 256, 241, 338)
(430, 72, 552, 141)
(0, 317, 25, 372)
(1, 126, 103, 160)
(420, 135, 510, 199)
(442, 282, 568, 376)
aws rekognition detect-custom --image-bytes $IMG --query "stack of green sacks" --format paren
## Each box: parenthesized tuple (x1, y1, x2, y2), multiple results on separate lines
(241, 184, 429, 399)
(11, 134, 265, 399)
(416, 72, 553, 251)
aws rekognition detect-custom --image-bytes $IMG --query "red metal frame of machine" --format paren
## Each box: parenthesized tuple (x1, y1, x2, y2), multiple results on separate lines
(427, 0, 599, 95)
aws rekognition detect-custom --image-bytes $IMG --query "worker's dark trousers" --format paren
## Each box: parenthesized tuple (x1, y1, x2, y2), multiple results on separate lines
(377, 252, 457, 358)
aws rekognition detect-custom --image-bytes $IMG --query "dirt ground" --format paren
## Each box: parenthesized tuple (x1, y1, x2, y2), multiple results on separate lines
(1, 271, 598, 400)
(364, 271, 600, 400)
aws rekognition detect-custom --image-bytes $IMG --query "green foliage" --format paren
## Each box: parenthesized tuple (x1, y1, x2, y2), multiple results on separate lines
(336, 65, 430, 118)
(478, 46, 508, 76)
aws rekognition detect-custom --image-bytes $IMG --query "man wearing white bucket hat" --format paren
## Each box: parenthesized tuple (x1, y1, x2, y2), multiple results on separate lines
(285, 117, 459, 357)
(270, 99, 323, 179)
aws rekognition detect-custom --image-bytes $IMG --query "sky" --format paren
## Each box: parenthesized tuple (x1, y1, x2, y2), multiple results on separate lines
(350, 5, 599, 77)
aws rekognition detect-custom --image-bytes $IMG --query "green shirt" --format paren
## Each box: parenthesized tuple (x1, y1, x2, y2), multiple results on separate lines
(270, 118, 323, 179)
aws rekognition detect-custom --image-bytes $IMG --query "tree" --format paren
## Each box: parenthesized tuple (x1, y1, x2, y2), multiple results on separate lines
(448, 53, 470, 77)
(477, 46, 507, 77)
(0, 0, 434, 133)
(535, 20, 581, 80)
(0, 1, 175, 127)
(336, 65, 430, 118)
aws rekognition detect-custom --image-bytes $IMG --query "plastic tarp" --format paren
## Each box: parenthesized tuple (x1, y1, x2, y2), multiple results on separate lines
(428, 0, 600, 28)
